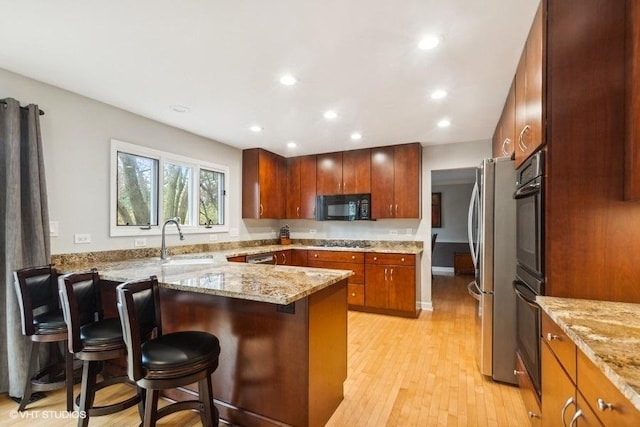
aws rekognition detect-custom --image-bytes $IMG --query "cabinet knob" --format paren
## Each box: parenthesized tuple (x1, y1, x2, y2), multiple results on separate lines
(314, 254, 318, 258)
(596, 398, 614, 412)
(374, 256, 378, 261)
(527, 411, 540, 419)
(546, 332, 561, 341)
(351, 292, 356, 297)
(351, 255, 355, 260)
(401, 257, 405, 262)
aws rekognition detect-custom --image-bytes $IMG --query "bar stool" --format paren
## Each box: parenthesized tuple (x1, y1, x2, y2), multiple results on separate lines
(116, 276, 221, 427)
(13, 265, 74, 411)
(58, 269, 140, 427)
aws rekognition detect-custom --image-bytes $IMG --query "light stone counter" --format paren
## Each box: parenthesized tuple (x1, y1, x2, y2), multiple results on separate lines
(537, 296, 640, 411)
(61, 254, 352, 305)
(220, 242, 424, 258)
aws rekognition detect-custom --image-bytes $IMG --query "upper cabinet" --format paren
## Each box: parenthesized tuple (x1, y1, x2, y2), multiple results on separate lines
(316, 148, 371, 195)
(371, 143, 421, 219)
(242, 148, 286, 219)
(514, 2, 544, 168)
(492, 80, 516, 159)
(286, 155, 317, 219)
(625, 1, 640, 200)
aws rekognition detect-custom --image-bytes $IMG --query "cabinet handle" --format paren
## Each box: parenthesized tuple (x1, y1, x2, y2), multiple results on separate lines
(374, 256, 378, 261)
(351, 255, 355, 260)
(395, 204, 398, 216)
(502, 138, 512, 157)
(314, 253, 318, 258)
(569, 409, 583, 427)
(401, 257, 405, 262)
(281, 253, 286, 264)
(596, 398, 614, 412)
(338, 182, 341, 192)
(546, 332, 561, 341)
(390, 268, 394, 281)
(272, 254, 277, 264)
(561, 396, 576, 427)
(260, 204, 264, 217)
(296, 207, 300, 217)
(518, 125, 530, 152)
(351, 292, 356, 297)
(514, 369, 523, 376)
(528, 411, 540, 419)
(389, 204, 393, 216)
(384, 268, 388, 281)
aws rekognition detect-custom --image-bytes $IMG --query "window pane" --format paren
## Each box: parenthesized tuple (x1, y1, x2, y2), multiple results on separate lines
(199, 168, 225, 226)
(163, 163, 192, 225)
(117, 152, 158, 226)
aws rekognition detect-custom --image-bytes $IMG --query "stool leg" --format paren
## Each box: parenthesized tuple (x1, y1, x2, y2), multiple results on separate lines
(65, 345, 73, 412)
(77, 360, 99, 427)
(137, 386, 146, 420)
(143, 389, 159, 427)
(17, 341, 39, 411)
(198, 375, 217, 427)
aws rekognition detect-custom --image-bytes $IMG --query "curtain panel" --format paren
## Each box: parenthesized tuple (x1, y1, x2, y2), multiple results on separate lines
(0, 97, 50, 397)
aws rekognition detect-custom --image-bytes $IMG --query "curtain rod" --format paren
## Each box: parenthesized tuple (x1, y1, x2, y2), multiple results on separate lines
(0, 99, 45, 116)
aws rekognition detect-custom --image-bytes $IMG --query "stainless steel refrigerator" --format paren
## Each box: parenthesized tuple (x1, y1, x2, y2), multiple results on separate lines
(467, 157, 517, 384)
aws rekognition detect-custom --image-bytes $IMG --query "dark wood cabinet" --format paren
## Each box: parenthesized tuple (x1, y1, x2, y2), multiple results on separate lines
(316, 152, 343, 195)
(371, 143, 421, 219)
(363, 253, 419, 317)
(307, 250, 365, 310)
(514, 2, 544, 168)
(342, 148, 371, 194)
(290, 249, 308, 267)
(625, 1, 640, 200)
(242, 148, 286, 219)
(274, 250, 292, 265)
(227, 255, 246, 263)
(492, 80, 516, 159)
(286, 155, 317, 219)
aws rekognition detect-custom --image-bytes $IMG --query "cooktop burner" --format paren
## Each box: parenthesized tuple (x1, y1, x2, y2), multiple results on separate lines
(312, 241, 372, 249)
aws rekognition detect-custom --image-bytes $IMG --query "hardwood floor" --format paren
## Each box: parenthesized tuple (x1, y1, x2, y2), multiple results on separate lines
(0, 274, 528, 426)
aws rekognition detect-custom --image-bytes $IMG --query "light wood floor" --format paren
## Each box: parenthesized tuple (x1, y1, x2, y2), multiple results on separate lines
(0, 274, 528, 426)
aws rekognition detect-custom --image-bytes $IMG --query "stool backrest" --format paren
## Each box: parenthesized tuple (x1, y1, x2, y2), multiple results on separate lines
(58, 269, 103, 353)
(116, 276, 162, 382)
(13, 265, 59, 336)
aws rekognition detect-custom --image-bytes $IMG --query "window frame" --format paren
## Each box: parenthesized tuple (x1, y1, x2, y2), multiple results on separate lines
(110, 139, 229, 237)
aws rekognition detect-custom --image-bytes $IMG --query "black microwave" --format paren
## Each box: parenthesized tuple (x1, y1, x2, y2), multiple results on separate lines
(315, 194, 371, 221)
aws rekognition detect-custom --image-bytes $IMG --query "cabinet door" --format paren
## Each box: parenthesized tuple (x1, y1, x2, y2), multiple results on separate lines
(342, 148, 371, 194)
(393, 143, 421, 218)
(541, 342, 577, 427)
(299, 155, 317, 219)
(387, 266, 415, 312)
(290, 249, 308, 267)
(274, 250, 291, 265)
(501, 81, 516, 158)
(515, 3, 544, 168)
(317, 152, 343, 195)
(364, 264, 388, 308)
(371, 146, 395, 219)
(259, 150, 285, 218)
(625, 0, 640, 200)
(286, 157, 301, 219)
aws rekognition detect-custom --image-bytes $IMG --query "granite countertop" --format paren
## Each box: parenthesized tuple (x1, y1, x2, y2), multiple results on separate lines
(61, 254, 352, 305)
(221, 243, 424, 258)
(537, 296, 640, 411)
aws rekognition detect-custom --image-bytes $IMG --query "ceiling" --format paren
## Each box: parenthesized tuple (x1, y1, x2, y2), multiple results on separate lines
(0, 0, 539, 157)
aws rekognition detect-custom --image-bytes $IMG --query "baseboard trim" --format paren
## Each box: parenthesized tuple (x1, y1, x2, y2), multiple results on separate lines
(420, 301, 434, 311)
(432, 267, 454, 275)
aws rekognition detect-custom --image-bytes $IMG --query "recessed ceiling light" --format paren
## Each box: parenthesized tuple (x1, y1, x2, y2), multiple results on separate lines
(351, 132, 362, 141)
(324, 110, 338, 120)
(437, 119, 451, 128)
(169, 104, 190, 113)
(287, 141, 297, 148)
(431, 89, 448, 100)
(280, 74, 297, 86)
(250, 125, 263, 132)
(418, 35, 441, 50)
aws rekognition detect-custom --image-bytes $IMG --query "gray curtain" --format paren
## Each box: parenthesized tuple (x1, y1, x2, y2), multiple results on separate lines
(0, 97, 50, 397)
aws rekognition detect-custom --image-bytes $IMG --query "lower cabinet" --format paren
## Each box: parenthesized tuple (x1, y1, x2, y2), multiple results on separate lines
(364, 253, 419, 318)
(307, 250, 365, 309)
(515, 352, 542, 426)
(541, 312, 639, 426)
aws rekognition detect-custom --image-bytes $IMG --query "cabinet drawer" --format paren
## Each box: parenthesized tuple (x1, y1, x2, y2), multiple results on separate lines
(542, 312, 576, 382)
(307, 260, 364, 284)
(308, 250, 364, 263)
(515, 352, 542, 425)
(347, 284, 365, 306)
(365, 253, 415, 266)
(577, 349, 640, 427)
(577, 391, 605, 427)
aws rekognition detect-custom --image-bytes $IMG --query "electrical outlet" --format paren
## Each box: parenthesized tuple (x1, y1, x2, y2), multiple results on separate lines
(74, 233, 91, 244)
(389, 229, 398, 235)
(309, 229, 317, 234)
(134, 238, 147, 247)
(49, 221, 59, 237)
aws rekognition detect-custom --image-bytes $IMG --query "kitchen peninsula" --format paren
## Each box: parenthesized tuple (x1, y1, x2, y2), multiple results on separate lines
(59, 253, 352, 427)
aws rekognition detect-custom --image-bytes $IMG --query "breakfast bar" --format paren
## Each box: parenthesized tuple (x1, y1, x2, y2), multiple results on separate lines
(63, 254, 352, 427)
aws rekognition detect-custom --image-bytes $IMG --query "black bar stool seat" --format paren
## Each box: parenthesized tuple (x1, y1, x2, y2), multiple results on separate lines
(80, 317, 124, 348)
(33, 311, 67, 332)
(142, 331, 219, 377)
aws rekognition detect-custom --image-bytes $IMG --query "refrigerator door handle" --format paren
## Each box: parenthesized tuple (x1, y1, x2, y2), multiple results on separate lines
(467, 180, 479, 267)
(467, 280, 481, 302)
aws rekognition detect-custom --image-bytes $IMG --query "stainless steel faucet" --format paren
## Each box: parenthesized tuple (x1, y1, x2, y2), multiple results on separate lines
(160, 217, 184, 260)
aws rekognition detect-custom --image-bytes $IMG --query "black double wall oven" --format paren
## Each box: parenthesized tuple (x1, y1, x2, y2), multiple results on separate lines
(512, 150, 544, 397)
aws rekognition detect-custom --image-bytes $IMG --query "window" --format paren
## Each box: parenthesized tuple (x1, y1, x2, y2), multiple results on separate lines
(110, 139, 229, 236)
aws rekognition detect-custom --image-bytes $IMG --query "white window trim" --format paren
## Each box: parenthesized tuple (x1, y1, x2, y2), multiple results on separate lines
(110, 139, 229, 237)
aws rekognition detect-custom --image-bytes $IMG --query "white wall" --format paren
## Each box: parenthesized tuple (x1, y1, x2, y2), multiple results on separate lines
(431, 183, 474, 243)
(0, 67, 279, 254)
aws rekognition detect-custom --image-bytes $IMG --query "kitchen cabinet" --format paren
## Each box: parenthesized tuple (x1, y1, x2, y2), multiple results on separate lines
(492, 80, 516, 159)
(290, 249, 308, 267)
(227, 255, 246, 263)
(625, 0, 640, 200)
(541, 312, 638, 426)
(371, 143, 421, 219)
(316, 149, 371, 196)
(274, 250, 292, 265)
(307, 250, 365, 308)
(515, 352, 542, 426)
(286, 155, 317, 219)
(242, 148, 286, 219)
(364, 253, 419, 317)
(514, 2, 544, 168)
